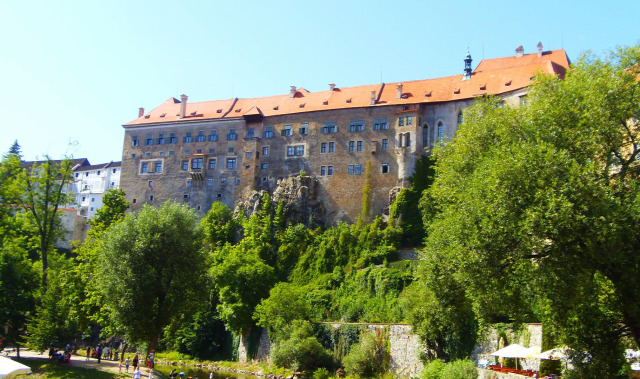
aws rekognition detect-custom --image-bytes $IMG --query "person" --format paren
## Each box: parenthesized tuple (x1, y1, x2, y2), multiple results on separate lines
(125, 356, 130, 372)
(86, 346, 91, 361)
(149, 351, 155, 369)
(169, 369, 177, 378)
(133, 366, 141, 379)
(148, 370, 154, 379)
(132, 353, 139, 370)
(97, 345, 103, 364)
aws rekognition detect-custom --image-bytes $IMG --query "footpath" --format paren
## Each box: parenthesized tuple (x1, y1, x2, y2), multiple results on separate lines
(4, 349, 158, 377)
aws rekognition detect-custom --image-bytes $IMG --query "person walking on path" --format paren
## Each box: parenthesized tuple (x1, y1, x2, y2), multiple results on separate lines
(86, 347, 90, 362)
(125, 356, 130, 373)
(132, 353, 139, 370)
(97, 345, 102, 364)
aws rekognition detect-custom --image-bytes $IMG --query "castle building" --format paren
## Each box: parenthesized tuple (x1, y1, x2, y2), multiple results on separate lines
(120, 44, 569, 223)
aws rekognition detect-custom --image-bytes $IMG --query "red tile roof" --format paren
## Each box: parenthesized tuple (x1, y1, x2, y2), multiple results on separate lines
(124, 50, 569, 126)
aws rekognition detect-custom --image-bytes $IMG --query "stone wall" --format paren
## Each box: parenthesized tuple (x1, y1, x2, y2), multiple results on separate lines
(473, 324, 543, 371)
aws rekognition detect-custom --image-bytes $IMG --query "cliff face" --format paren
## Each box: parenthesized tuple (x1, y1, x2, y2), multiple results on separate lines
(235, 175, 326, 227)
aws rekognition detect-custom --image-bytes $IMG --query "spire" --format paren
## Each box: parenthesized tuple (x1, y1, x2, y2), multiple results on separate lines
(463, 50, 473, 80)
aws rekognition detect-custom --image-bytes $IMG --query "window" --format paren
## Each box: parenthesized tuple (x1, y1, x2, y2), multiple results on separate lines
(184, 131, 193, 143)
(406, 116, 413, 125)
(226, 158, 236, 169)
(263, 126, 274, 138)
(246, 151, 252, 159)
(169, 150, 174, 156)
(221, 178, 227, 185)
(209, 159, 216, 169)
(357, 141, 363, 152)
(159, 151, 165, 157)
(299, 122, 309, 135)
(82, 196, 86, 202)
(228, 147, 234, 153)
(207, 178, 213, 187)
(381, 163, 389, 173)
(398, 117, 404, 127)
(287, 145, 304, 156)
(355, 164, 362, 175)
(457, 111, 463, 125)
(236, 178, 241, 185)
(148, 180, 153, 188)
(329, 142, 335, 153)
(373, 118, 389, 130)
(90, 207, 94, 211)
(133, 198, 137, 203)
(131, 153, 136, 158)
(261, 163, 268, 169)
(191, 158, 203, 170)
(247, 128, 255, 138)
(321, 122, 337, 134)
(349, 120, 365, 132)
(208, 130, 218, 141)
(300, 162, 305, 170)
(197, 148, 202, 153)
(148, 195, 154, 202)
(131, 135, 139, 147)
(187, 179, 192, 187)
(154, 162, 162, 173)
(157, 133, 165, 145)
(196, 130, 206, 142)
(321, 142, 327, 154)
(348, 141, 355, 152)
(145, 152, 151, 158)
(227, 128, 237, 140)
(281, 124, 292, 136)
(75, 173, 79, 178)
(182, 160, 188, 170)
(285, 163, 290, 171)
(184, 149, 190, 154)
(183, 194, 189, 200)
(141, 162, 149, 173)
(262, 146, 269, 156)
(321, 166, 326, 176)
(519, 96, 527, 106)
(382, 138, 389, 150)
(327, 166, 334, 176)
(145, 133, 154, 146)
(348, 165, 354, 175)
(91, 197, 95, 202)
(437, 122, 444, 142)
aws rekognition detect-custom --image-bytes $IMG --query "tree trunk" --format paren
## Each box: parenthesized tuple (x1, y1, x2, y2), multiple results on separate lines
(16, 345, 20, 358)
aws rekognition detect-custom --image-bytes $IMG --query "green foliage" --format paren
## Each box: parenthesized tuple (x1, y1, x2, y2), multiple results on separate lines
(439, 359, 478, 379)
(389, 156, 436, 246)
(421, 44, 640, 371)
(96, 201, 208, 352)
(342, 330, 389, 377)
(201, 201, 237, 248)
(312, 367, 331, 379)
(88, 188, 129, 235)
(254, 282, 311, 342)
(421, 360, 446, 379)
(271, 321, 334, 373)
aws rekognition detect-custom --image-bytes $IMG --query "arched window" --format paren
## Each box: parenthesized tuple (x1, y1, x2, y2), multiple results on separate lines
(437, 122, 444, 142)
(423, 124, 429, 149)
(457, 111, 463, 125)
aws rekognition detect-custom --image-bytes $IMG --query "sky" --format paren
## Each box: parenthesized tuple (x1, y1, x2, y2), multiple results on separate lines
(0, 0, 638, 164)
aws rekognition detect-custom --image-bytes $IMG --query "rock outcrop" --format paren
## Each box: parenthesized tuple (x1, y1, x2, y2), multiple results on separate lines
(235, 175, 326, 227)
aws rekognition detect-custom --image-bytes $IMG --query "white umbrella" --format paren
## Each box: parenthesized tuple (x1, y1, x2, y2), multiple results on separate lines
(0, 356, 32, 378)
(491, 344, 537, 370)
(538, 347, 569, 360)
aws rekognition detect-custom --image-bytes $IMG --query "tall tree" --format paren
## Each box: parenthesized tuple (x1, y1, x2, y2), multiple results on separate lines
(96, 201, 208, 353)
(420, 44, 640, 374)
(18, 157, 75, 288)
(8, 140, 22, 159)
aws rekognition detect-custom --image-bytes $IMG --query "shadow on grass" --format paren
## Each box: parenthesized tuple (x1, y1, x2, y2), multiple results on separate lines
(14, 358, 129, 378)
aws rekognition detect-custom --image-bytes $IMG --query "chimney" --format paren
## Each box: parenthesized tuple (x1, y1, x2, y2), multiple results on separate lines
(329, 83, 336, 91)
(138, 107, 145, 118)
(397, 83, 403, 99)
(537, 42, 543, 57)
(515, 45, 524, 57)
(370, 91, 376, 106)
(290, 86, 297, 98)
(179, 94, 188, 118)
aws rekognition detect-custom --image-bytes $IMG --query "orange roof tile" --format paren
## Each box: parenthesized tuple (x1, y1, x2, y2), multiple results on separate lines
(124, 50, 570, 126)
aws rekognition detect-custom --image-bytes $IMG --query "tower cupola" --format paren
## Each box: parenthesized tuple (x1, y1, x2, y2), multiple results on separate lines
(463, 51, 473, 80)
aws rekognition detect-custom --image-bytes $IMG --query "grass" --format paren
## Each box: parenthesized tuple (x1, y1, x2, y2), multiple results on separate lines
(14, 359, 129, 378)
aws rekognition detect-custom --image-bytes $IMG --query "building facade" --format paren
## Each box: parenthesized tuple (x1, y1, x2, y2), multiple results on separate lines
(121, 45, 569, 223)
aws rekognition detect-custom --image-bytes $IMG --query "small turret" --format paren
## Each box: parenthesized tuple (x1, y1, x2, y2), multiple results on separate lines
(463, 51, 473, 80)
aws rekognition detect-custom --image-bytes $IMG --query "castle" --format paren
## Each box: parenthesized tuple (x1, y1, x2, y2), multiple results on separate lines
(120, 44, 569, 224)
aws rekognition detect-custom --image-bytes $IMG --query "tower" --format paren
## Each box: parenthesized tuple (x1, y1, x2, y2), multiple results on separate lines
(463, 51, 473, 80)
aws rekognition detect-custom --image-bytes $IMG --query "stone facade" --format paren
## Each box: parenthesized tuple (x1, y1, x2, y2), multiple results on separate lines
(120, 48, 569, 223)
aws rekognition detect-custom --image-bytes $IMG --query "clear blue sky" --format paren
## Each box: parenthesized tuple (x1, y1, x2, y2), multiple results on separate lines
(1, 0, 638, 164)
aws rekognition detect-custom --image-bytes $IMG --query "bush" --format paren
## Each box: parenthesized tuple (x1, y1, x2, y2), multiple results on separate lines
(421, 360, 445, 379)
(270, 321, 333, 373)
(342, 331, 389, 377)
(313, 367, 330, 379)
(440, 359, 477, 379)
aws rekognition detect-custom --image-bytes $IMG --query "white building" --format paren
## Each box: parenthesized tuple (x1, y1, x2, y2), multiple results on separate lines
(72, 161, 121, 219)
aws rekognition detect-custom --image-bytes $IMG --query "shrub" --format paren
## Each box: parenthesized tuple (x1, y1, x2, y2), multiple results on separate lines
(342, 330, 388, 377)
(421, 360, 445, 379)
(439, 359, 477, 379)
(270, 321, 333, 372)
(313, 367, 331, 379)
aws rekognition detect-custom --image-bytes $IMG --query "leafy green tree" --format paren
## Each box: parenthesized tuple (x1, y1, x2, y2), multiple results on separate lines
(0, 241, 38, 356)
(88, 188, 129, 234)
(270, 320, 333, 373)
(421, 44, 640, 373)
(342, 330, 389, 377)
(201, 201, 237, 248)
(254, 282, 311, 342)
(8, 140, 22, 159)
(96, 201, 208, 353)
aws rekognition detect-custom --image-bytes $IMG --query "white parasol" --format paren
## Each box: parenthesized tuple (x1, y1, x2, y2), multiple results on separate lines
(0, 356, 32, 378)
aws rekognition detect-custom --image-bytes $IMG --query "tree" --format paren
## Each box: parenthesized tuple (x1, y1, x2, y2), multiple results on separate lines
(201, 201, 237, 248)
(88, 188, 129, 235)
(96, 201, 208, 353)
(421, 44, 640, 373)
(18, 157, 75, 288)
(7, 140, 22, 159)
